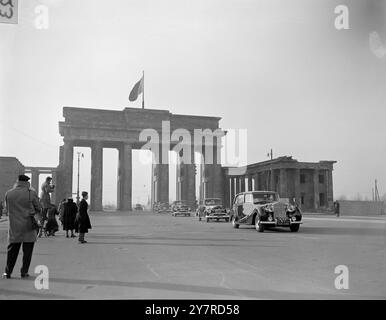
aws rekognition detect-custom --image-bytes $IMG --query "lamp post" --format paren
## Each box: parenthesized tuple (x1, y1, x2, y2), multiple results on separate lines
(76, 152, 84, 206)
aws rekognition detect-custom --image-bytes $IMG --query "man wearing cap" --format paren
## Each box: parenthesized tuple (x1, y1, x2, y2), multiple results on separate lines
(2, 175, 41, 279)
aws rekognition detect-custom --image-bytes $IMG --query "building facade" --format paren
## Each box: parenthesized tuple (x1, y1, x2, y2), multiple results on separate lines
(223, 156, 336, 212)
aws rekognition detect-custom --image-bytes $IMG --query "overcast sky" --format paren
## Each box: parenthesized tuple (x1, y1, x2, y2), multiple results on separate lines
(1, 0, 386, 204)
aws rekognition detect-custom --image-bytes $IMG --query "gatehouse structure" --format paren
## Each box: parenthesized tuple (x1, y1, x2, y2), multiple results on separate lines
(223, 156, 337, 211)
(56, 107, 225, 211)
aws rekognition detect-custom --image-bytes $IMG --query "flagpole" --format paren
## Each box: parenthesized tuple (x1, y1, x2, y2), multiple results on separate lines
(142, 70, 145, 109)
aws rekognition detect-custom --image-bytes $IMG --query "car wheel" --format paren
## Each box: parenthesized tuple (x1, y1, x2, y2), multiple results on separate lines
(206, 218, 210, 222)
(290, 224, 300, 232)
(255, 219, 264, 232)
(231, 216, 239, 229)
(225, 218, 229, 223)
(199, 216, 201, 221)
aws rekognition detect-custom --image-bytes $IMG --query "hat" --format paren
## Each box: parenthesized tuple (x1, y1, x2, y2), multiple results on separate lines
(18, 174, 30, 182)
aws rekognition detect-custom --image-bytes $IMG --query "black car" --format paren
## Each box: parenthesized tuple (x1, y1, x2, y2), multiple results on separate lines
(197, 198, 230, 222)
(157, 202, 172, 214)
(171, 200, 191, 216)
(230, 191, 302, 232)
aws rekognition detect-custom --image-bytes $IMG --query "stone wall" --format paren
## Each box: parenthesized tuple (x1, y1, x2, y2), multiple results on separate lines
(0, 157, 25, 201)
(338, 200, 386, 216)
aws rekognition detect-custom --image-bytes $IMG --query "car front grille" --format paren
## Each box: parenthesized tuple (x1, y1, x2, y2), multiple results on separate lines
(273, 202, 287, 218)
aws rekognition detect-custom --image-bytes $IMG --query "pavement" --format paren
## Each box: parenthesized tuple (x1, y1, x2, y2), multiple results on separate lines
(0, 211, 385, 300)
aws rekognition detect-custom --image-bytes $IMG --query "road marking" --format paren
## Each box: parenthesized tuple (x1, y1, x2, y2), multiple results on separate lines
(146, 264, 161, 278)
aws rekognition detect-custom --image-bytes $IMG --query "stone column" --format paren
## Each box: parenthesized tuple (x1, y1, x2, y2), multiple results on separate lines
(151, 144, 169, 204)
(62, 140, 74, 199)
(327, 169, 334, 209)
(270, 169, 275, 191)
(202, 142, 222, 199)
(117, 143, 132, 211)
(91, 141, 103, 211)
(254, 173, 259, 191)
(294, 168, 301, 205)
(279, 168, 287, 198)
(235, 176, 240, 194)
(230, 177, 235, 206)
(177, 149, 196, 208)
(240, 176, 246, 192)
(247, 175, 253, 192)
(313, 169, 319, 210)
(31, 168, 39, 193)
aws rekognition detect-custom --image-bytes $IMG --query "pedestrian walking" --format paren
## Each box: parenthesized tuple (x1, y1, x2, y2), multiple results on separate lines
(39, 177, 55, 237)
(2, 175, 41, 279)
(75, 191, 92, 244)
(45, 204, 59, 236)
(334, 201, 340, 217)
(62, 197, 77, 238)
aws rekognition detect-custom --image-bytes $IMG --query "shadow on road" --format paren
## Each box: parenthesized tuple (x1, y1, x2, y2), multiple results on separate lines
(47, 277, 346, 299)
(83, 241, 279, 248)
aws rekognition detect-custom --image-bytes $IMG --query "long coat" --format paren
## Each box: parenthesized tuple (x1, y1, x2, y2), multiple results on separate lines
(75, 199, 92, 233)
(62, 199, 77, 231)
(40, 181, 55, 209)
(5, 181, 41, 243)
(45, 206, 59, 233)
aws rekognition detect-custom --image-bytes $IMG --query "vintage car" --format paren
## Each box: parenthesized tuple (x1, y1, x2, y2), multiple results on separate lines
(157, 202, 172, 214)
(171, 200, 191, 216)
(134, 203, 144, 211)
(197, 198, 230, 222)
(230, 191, 302, 232)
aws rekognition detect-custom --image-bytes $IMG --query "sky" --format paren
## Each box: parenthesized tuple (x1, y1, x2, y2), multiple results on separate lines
(1, 0, 386, 205)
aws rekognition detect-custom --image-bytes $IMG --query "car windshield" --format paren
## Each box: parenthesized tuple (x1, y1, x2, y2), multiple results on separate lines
(253, 193, 279, 204)
(204, 199, 222, 206)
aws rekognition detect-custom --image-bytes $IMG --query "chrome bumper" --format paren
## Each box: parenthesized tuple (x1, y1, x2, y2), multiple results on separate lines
(259, 220, 303, 225)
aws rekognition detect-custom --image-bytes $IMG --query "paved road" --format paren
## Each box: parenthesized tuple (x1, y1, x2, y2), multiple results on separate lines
(0, 211, 385, 299)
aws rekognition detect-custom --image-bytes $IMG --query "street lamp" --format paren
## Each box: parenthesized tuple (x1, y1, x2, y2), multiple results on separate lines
(76, 152, 84, 205)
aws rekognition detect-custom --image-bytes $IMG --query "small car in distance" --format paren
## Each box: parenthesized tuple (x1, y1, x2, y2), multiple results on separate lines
(134, 203, 144, 211)
(197, 198, 230, 222)
(157, 202, 172, 214)
(171, 200, 191, 216)
(230, 191, 302, 232)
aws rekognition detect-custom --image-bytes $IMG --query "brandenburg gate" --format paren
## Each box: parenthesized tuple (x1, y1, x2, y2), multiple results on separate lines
(56, 107, 225, 211)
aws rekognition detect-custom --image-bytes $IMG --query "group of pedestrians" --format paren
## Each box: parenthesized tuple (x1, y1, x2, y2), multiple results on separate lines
(58, 193, 92, 242)
(2, 174, 92, 280)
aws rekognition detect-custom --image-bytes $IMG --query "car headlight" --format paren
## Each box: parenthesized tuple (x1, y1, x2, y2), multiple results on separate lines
(268, 215, 273, 222)
(291, 216, 297, 222)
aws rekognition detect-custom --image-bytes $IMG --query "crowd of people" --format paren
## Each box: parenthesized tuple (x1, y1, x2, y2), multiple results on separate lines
(1, 174, 92, 279)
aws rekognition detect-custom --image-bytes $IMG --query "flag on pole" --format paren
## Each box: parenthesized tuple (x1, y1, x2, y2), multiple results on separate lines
(129, 75, 144, 102)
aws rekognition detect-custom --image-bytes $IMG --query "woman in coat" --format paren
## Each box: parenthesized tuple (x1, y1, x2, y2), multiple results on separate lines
(75, 191, 91, 244)
(62, 198, 77, 238)
(45, 204, 59, 236)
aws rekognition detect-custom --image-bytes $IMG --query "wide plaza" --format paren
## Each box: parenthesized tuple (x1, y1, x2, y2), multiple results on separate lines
(0, 211, 385, 299)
